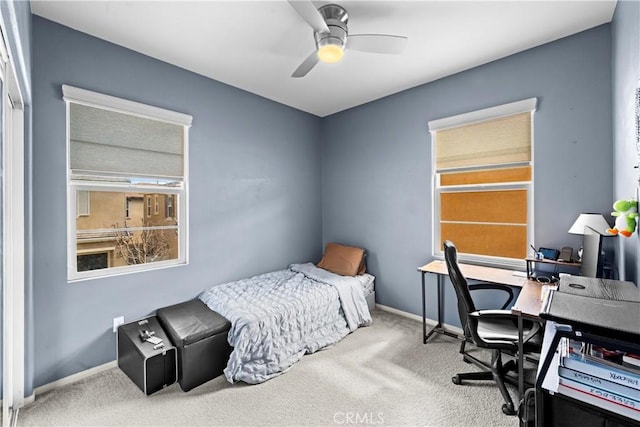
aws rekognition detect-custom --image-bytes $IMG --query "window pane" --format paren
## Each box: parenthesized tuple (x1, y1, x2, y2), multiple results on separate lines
(77, 190, 90, 216)
(75, 190, 179, 271)
(114, 228, 179, 265)
(77, 253, 108, 272)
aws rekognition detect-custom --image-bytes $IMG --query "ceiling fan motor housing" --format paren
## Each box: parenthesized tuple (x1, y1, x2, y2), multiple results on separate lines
(314, 4, 349, 52)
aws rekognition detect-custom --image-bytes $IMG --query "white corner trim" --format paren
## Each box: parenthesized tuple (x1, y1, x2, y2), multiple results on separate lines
(375, 304, 464, 336)
(61, 85, 192, 127)
(25, 360, 118, 406)
(428, 97, 538, 132)
(3, 0, 30, 102)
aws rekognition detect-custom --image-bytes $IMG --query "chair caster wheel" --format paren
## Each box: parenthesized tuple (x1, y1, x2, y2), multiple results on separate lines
(502, 403, 516, 416)
(452, 375, 461, 385)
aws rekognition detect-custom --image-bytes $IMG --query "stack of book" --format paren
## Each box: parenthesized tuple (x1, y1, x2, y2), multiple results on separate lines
(557, 338, 640, 421)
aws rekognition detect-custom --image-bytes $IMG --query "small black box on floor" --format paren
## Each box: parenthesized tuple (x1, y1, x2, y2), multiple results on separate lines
(117, 316, 177, 395)
(157, 299, 232, 392)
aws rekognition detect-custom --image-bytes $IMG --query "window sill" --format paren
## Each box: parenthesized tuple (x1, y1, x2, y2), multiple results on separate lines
(68, 259, 188, 283)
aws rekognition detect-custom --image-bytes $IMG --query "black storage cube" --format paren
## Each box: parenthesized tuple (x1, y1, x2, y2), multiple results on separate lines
(117, 316, 177, 395)
(157, 299, 232, 392)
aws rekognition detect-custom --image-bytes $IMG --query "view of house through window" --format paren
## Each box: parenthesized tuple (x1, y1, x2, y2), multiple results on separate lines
(429, 99, 536, 267)
(64, 85, 192, 280)
(75, 189, 180, 272)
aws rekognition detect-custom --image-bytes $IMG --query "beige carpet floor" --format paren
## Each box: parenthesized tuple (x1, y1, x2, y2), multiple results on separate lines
(17, 310, 519, 426)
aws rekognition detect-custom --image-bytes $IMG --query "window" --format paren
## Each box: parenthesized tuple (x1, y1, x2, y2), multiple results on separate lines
(429, 98, 536, 268)
(64, 85, 192, 281)
(77, 190, 90, 216)
(166, 195, 174, 219)
(77, 252, 109, 272)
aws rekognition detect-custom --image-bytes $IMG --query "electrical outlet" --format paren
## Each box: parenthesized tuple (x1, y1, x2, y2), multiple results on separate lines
(113, 316, 125, 333)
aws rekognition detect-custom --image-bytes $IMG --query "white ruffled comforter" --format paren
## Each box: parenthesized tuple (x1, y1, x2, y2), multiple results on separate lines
(198, 263, 372, 384)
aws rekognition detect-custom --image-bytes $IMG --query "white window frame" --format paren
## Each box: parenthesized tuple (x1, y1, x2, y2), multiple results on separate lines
(64, 85, 192, 282)
(428, 98, 537, 270)
(1, 21, 26, 421)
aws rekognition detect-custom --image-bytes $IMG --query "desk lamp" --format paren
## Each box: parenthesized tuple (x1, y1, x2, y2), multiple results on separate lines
(568, 213, 611, 261)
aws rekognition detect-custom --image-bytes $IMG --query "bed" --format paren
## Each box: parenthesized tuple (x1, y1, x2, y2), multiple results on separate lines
(198, 244, 374, 384)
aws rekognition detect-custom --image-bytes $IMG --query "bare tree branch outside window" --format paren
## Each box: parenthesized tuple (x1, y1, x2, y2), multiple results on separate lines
(113, 220, 171, 265)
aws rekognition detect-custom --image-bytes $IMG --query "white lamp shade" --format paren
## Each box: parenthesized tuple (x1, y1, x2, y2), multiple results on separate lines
(568, 213, 611, 235)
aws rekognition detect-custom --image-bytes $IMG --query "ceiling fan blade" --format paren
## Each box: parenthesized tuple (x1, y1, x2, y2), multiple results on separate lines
(292, 51, 319, 78)
(347, 34, 408, 54)
(287, 0, 330, 34)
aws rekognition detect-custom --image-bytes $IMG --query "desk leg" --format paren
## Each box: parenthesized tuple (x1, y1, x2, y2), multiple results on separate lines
(422, 272, 427, 344)
(422, 272, 443, 343)
(518, 314, 524, 401)
(422, 271, 458, 344)
(437, 274, 443, 327)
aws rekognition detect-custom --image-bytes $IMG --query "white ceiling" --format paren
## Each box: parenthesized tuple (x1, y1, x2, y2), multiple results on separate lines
(31, 1, 617, 117)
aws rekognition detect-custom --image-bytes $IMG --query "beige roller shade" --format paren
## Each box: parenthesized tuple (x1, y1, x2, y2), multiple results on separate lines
(435, 112, 531, 170)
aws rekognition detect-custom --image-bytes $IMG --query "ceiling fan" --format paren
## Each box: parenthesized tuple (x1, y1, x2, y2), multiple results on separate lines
(288, 0, 408, 78)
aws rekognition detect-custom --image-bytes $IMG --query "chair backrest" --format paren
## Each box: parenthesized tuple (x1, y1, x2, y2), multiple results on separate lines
(443, 241, 477, 330)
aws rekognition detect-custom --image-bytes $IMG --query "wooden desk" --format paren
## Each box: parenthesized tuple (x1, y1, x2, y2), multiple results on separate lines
(418, 260, 526, 344)
(511, 279, 546, 319)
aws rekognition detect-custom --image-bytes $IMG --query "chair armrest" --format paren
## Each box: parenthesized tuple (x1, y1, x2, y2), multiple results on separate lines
(469, 309, 515, 320)
(468, 283, 515, 310)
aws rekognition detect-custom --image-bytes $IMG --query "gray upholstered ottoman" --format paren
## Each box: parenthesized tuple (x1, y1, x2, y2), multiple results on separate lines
(156, 299, 232, 392)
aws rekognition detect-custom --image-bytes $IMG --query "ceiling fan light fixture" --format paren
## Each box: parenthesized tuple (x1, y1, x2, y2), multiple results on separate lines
(317, 43, 344, 63)
(289, 0, 407, 78)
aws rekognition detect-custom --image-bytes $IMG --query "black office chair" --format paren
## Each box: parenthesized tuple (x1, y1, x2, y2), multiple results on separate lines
(459, 278, 515, 356)
(443, 240, 541, 416)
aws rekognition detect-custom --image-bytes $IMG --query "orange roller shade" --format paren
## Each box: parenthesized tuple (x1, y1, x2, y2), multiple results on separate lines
(440, 166, 531, 186)
(441, 189, 527, 224)
(441, 223, 527, 259)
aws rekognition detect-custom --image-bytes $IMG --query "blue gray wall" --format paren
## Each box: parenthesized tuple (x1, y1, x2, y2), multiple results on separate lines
(321, 25, 613, 326)
(32, 16, 322, 388)
(612, 0, 640, 284)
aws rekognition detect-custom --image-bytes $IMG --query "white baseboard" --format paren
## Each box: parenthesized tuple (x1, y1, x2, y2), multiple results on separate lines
(375, 303, 464, 336)
(24, 360, 117, 407)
